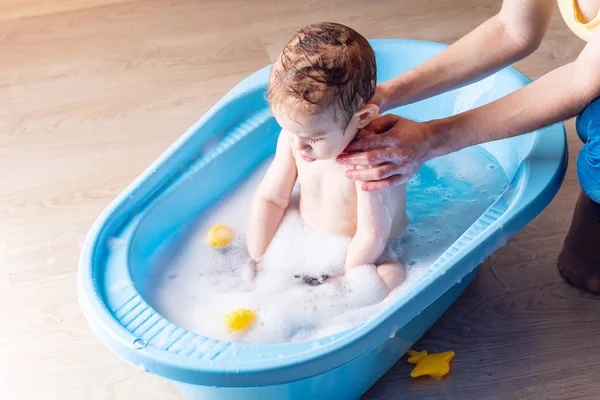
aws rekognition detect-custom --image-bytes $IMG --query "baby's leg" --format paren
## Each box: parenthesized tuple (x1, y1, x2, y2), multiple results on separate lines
(376, 260, 406, 291)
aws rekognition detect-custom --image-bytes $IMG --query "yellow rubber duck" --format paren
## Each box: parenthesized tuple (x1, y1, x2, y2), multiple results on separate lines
(207, 225, 233, 248)
(224, 309, 256, 332)
(407, 349, 455, 378)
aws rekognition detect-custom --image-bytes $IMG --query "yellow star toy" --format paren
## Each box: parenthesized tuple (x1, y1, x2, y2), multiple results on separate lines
(407, 349, 455, 378)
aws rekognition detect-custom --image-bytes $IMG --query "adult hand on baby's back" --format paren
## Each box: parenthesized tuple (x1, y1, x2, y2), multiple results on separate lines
(337, 114, 438, 191)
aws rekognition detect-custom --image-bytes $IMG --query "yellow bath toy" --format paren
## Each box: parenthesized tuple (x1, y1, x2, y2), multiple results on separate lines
(207, 225, 233, 248)
(407, 349, 455, 378)
(225, 309, 256, 332)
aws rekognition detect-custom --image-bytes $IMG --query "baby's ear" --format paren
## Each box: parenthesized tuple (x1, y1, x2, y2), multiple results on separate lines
(355, 104, 380, 128)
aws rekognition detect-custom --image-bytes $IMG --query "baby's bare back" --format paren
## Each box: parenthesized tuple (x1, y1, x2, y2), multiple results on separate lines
(294, 153, 407, 238)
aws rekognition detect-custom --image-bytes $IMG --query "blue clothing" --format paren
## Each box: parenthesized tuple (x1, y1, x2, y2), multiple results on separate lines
(576, 96, 600, 203)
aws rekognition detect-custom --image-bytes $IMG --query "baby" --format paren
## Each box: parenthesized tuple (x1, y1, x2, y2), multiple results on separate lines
(246, 22, 408, 290)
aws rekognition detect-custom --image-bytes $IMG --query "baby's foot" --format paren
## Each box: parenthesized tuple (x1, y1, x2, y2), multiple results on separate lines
(376, 261, 406, 291)
(557, 192, 600, 293)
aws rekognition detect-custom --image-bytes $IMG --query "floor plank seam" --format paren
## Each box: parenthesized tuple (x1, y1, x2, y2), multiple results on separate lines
(489, 265, 512, 294)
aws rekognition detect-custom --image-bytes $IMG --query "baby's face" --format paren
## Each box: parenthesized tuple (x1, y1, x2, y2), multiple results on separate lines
(272, 103, 360, 162)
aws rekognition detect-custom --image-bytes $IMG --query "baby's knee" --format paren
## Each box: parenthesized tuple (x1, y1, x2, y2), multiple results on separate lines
(376, 261, 406, 291)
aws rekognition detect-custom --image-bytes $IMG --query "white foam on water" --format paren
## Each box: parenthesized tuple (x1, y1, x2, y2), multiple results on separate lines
(141, 146, 508, 344)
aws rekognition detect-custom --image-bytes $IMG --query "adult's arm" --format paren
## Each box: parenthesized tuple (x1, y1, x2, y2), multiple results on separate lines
(339, 30, 600, 190)
(375, 0, 553, 112)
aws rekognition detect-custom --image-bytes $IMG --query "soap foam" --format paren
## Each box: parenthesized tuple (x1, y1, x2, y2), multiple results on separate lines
(141, 146, 508, 344)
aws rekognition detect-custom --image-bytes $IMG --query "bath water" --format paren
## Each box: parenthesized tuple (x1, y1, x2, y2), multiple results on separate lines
(140, 146, 508, 344)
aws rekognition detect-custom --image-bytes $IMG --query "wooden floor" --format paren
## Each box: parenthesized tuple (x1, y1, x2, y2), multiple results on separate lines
(1, 0, 599, 399)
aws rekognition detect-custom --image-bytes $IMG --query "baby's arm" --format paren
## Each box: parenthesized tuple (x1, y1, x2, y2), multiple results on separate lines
(345, 181, 397, 269)
(246, 131, 297, 261)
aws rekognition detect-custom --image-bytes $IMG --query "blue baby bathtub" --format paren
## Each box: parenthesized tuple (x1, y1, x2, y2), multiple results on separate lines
(78, 39, 567, 399)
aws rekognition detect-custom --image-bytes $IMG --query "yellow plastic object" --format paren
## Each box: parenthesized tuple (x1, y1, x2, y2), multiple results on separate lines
(407, 349, 455, 378)
(225, 309, 256, 332)
(557, 0, 599, 42)
(207, 225, 233, 248)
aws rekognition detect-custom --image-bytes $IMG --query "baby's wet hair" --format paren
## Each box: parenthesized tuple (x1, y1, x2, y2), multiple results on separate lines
(268, 22, 377, 126)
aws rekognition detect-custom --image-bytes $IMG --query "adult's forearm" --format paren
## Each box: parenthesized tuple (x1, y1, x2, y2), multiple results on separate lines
(428, 57, 600, 157)
(380, 0, 553, 111)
